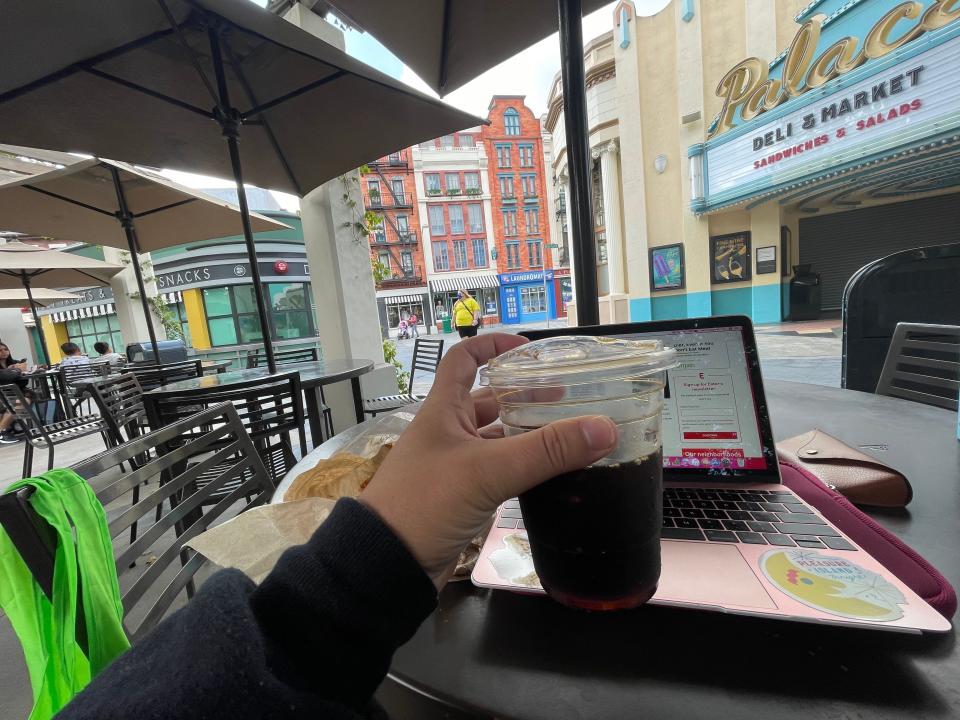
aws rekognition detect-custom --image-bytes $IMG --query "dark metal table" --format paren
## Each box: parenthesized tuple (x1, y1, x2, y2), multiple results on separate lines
(385, 380, 960, 720)
(143, 359, 374, 446)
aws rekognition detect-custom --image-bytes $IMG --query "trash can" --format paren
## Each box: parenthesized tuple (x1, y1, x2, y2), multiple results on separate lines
(442, 316, 453, 333)
(789, 265, 821, 320)
(126, 339, 188, 363)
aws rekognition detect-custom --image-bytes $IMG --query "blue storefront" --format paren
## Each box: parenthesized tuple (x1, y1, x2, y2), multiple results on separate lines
(498, 270, 558, 324)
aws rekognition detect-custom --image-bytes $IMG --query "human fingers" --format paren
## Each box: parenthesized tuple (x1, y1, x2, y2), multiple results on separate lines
(473, 416, 618, 502)
(430, 333, 528, 399)
(470, 387, 499, 428)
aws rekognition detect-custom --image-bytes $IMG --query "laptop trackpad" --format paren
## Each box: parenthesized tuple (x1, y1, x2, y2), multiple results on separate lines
(656, 542, 777, 609)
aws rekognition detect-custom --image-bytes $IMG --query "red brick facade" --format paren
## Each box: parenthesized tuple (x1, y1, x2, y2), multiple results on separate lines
(360, 149, 425, 290)
(481, 97, 553, 276)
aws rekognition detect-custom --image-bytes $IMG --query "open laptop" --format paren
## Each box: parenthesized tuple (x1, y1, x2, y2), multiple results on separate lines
(472, 316, 951, 633)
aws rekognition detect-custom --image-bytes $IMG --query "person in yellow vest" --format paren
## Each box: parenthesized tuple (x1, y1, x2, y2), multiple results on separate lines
(452, 289, 482, 338)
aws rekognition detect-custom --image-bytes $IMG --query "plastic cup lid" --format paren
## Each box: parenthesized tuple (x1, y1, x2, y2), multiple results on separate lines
(480, 335, 677, 388)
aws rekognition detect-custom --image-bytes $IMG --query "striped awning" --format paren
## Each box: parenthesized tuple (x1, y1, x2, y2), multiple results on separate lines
(383, 294, 424, 305)
(50, 303, 115, 323)
(429, 274, 499, 293)
(162, 291, 183, 304)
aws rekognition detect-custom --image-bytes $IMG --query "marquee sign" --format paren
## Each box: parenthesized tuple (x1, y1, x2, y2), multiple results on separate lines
(703, 33, 960, 201)
(709, 0, 960, 138)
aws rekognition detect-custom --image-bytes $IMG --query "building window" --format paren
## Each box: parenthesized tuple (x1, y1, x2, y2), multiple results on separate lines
(419, 140, 435, 150)
(396, 215, 409, 238)
(268, 283, 314, 340)
(65, 314, 123, 357)
(367, 179, 381, 204)
(505, 242, 522, 269)
(521, 174, 537, 197)
(472, 238, 488, 267)
(391, 178, 405, 204)
(504, 108, 520, 136)
(520, 285, 546, 314)
(498, 175, 514, 198)
(425, 173, 441, 194)
(441, 134, 455, 149)
(400, 251, 413, 272)
(467, 203, 484, 233)
(448, 204, 465, 234)
(387, 301, 424, 329)
(388, 151, 401, 163)
(464, 172, 480, 192)
(428, 205, 445, 235)
(445, 173, 461, 193)
(592, 162, 605, 228)
(377, 251, 391, 270)
(453, 240, 469, 269)
(524, 207, 539, 233)
(519, 144, 535, 167)
(596, 230, 608, 263)
(373, 223, 386, 243)
(502, 209, 518, 236)
(527, 239, 543, 267)
(433, 241, 450, 271)
(171, 302, 192, 346)
(459, 134, 475, 147)
(496, 145, 512, 168)
(203, 284, 315, 346)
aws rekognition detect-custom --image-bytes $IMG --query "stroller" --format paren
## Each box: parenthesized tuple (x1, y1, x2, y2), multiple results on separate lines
(397, 319, 411, 339)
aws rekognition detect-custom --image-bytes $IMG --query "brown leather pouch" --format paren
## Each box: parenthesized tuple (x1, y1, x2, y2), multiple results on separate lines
(776, 429, 913, 508)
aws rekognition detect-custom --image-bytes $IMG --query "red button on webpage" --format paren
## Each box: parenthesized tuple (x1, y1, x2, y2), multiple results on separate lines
(682, 432, 739, 440)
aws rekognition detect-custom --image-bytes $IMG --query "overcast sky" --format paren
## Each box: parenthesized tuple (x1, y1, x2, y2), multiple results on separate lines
(164, 0, 671, 209)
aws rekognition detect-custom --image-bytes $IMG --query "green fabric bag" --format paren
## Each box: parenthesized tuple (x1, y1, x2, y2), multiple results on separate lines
(0, 468, 130, 720)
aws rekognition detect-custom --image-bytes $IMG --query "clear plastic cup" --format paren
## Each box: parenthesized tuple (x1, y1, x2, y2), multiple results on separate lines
(481, 336, 677, 610)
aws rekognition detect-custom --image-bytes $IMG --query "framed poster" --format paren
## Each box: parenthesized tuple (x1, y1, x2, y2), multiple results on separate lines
(649, 244, 685, 291)
(710, 232, 752, 284)
(756, 245, 777, 274)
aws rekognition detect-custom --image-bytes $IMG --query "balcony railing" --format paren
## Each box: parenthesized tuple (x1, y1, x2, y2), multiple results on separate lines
(365, 191, 411, 209)
(371, 229, 418, 245)
(465, 187, 482, 196)
(379, 265, 424, 288)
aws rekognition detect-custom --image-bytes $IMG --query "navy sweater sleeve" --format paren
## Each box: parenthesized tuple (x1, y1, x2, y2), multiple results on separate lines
(58, 498, 439, 719)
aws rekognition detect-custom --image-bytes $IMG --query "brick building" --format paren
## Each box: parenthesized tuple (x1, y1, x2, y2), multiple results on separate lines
(360, 148, 429, 335)
(414, 128, 500, 327)
(482, 96, 556, 324)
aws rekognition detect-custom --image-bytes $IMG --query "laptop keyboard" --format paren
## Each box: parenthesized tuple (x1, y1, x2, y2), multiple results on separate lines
(496, 488, 855, 551)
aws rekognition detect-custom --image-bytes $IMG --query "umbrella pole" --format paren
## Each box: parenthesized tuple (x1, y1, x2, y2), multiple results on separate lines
(557, 0, 600, 326)
(208, 28, 277, 374)
(23, 277, 51, 366)
(108, 167, 161, 362)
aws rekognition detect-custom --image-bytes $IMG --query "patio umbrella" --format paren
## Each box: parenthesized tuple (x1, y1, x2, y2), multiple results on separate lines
(0, 288, 79, 309)
(0, 0, 483, 371)
(322, 0, 608, 324)
(0, 152, 288, 359)
(0, 242, 124, 365)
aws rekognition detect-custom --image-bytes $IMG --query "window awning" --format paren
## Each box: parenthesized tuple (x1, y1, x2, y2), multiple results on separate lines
(50, 303, 115, 323)
(429, 274, 500, 293)
(383, 294, 425, 305)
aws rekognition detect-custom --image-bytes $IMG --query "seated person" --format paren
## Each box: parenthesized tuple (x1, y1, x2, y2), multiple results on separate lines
(59, 342, 90, 367)
(93, 341, 125, 366)
(0, 341, 30, 444)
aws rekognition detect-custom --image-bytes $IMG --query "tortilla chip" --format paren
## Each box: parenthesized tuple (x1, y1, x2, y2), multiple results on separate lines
(286, 444, 392, 501)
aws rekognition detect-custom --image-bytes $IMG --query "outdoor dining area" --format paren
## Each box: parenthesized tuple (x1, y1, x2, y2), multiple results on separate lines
(1, 1, 960, 720)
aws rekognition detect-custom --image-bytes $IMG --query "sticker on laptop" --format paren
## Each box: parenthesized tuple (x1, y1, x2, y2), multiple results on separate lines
(488, 532, 542, 589)
(760, 549, 906, 622)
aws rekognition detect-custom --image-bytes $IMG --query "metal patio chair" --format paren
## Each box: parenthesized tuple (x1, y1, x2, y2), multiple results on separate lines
(363, 337, 444, 416)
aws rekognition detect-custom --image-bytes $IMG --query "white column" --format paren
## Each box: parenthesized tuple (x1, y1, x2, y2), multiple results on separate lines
(559, 168, 577, 325)
(107, 246, 166, 346)
(596, 141, 625, 295)
(301, 175, 394, 434)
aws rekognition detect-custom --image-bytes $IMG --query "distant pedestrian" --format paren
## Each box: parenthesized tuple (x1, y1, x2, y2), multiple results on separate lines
(397, 319, 410, 340)
(408, 312, 419, 338)
(452, 290, 482, 338)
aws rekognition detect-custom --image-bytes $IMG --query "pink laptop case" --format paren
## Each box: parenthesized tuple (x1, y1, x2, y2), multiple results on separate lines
(779, 459, 956, 619)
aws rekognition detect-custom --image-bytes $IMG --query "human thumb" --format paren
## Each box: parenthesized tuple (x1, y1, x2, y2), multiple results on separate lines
(483, 416, 618, 501)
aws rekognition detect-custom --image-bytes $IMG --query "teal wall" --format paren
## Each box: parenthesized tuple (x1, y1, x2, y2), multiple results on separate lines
(751, 283, 782, 324)
(629, 297, 652, 322)
(781, 281, 791, 320)
(66, 245, 106, 260)
(150, 211, 303, 262)
(651, 294, 687, 320)
(711, 286, 753, 316)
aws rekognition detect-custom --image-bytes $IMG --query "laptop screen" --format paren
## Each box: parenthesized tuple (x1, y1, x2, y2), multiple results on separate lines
(611, 325, 767, 471)
(522, 316, 779, 480)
